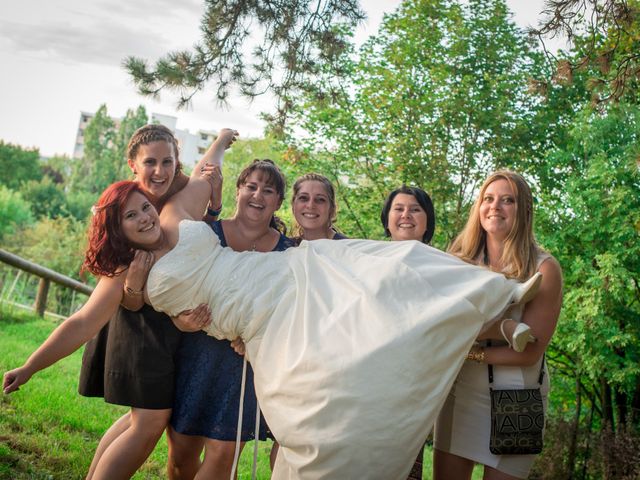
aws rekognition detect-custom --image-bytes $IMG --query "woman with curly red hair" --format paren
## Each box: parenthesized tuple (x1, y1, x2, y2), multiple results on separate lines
(1, 127, 233, 480)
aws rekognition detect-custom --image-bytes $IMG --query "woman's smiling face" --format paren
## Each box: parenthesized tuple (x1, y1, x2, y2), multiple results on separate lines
(128, 140, 177, 204)
(479, 178, 517, 240)
(120, 191, 161, 246)
(387, 193, 428, 242)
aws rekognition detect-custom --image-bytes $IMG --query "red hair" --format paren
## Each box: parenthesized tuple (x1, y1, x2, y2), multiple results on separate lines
(83, 181, 145, 277)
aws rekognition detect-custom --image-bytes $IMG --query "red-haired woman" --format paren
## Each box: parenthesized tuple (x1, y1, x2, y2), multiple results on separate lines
(2, 129, 233, 480)
(5, 149, 542, 479)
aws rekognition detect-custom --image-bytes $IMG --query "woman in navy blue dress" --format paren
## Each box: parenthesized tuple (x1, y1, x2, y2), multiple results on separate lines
(167, 160, 295, 479)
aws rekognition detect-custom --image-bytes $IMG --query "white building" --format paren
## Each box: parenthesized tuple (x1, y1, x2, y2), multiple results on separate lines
(73, 111, 217, 167)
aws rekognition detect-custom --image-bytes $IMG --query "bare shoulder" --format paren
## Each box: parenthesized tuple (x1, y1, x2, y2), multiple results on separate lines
(538, 255, 563, 298)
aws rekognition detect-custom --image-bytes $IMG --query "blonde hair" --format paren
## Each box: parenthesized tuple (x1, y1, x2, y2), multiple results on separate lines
(448, 170, 543, 281)
(291, 173, 338, 238)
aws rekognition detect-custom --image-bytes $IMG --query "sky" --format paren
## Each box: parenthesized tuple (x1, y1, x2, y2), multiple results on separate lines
(0, 0, 557, 158)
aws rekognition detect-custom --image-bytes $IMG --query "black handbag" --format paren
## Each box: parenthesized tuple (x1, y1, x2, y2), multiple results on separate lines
(488, 352, 545, 455)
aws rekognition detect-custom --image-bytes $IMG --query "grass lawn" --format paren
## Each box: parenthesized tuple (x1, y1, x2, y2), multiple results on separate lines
(1, 305, 482, 479)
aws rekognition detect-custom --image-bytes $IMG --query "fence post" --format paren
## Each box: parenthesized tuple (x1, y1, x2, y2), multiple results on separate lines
(34, 278, 50, 317)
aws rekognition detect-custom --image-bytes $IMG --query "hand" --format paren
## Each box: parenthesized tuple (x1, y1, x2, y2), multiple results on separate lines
(125, 250, 155, 293)
(230, 337, 246, 356)
(172, 304, 212, 332)
(3, 366, 32, 394)
(201, 165, 223, 191)
(216, 128, 239, 149)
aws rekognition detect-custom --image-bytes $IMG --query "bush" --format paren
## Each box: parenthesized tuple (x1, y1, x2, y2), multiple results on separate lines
(0, 186, 34, 239)
(2, 217, 92, 315)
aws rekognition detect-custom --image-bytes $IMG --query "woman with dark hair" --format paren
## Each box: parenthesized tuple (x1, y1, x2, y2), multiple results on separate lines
(166, 159, 295, 479)
(4, 149, 542, 479)
(380, 185, 436, 479)
(381, 185, 436, 244)
(433, 170, 563, 480)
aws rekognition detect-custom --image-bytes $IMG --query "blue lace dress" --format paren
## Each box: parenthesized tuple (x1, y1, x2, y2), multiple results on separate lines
(170, 220, 295, 440)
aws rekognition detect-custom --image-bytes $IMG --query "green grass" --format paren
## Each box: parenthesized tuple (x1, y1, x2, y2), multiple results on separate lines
(1, 305, 482, 479)
(0, 306, 273, 479)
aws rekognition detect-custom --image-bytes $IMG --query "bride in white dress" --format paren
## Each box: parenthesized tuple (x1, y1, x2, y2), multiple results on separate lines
(4, 129, 541, 480)
(143, 131, 542, 478)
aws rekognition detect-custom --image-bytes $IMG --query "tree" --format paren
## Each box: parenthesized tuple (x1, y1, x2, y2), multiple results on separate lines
(69, 104, 116, 193)
(124, 0, 365, 129)
(531, 0, 640, 105)
(285, 0, 551, 243)
(69, 104, 148, 194)
(5, 216, 92, 313)
(20, 177, 67, 219)
(0, 141, 43, 190)
(535, 103, 640, 477)
(0, 186, 33, 239)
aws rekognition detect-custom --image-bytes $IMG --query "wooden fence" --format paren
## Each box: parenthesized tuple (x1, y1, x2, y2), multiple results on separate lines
(0, 248, 93, 316)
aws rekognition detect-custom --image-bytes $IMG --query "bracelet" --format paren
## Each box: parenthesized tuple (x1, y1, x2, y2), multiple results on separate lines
(124, 285, 144, 296)
(207, 204, 222, 217)
(467, 348, 485, 363)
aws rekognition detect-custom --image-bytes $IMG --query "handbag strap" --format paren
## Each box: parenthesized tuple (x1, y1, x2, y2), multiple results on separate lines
(487, 339, 546, 386)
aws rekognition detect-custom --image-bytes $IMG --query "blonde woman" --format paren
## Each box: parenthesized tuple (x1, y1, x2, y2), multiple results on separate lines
(434, 170, 563, 480)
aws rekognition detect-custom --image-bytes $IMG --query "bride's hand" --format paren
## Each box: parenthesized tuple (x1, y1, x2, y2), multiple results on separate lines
(216, 128, 239, 149)
(172, 304, 212, 332)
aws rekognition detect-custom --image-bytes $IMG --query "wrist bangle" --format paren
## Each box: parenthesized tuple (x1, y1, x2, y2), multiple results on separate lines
(124, 285, 144, 296)
(467, 348, 485, 363)
(207, 205, 222, 217)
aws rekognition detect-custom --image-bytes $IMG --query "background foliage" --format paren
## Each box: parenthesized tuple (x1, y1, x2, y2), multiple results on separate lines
(1, 0, 639, 478)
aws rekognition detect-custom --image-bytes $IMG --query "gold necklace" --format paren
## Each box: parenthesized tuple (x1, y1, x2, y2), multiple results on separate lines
(250, 229, 271, 251)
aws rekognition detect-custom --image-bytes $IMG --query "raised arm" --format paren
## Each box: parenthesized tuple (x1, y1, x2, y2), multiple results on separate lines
(162, 129, 238, 225)
(3, 273, 126, 394)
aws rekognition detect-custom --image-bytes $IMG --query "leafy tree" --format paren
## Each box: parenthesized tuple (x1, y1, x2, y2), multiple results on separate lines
(536, 103, 640, 475)
(69, 105, 116, 193)
(286, 0, 551, 243)
(0, 186, 33, 239)
(114, 105, 148, 178)
(41, 154, 74, 185)
(124, 0, 365, 128)
(0, 141, 43, 190)
(64, 190, 98, 222)
(21, 177, 67, 219)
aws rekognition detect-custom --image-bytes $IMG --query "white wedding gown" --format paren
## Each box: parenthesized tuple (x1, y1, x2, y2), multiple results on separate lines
(147, 220, 540, 479)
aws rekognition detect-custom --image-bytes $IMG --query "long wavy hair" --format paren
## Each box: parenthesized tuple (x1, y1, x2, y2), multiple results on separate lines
(83, 181, 144, 277)
(290, 173, 339, 238)
(448, 170, 542, 281)
(236, 159, 287, 234)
